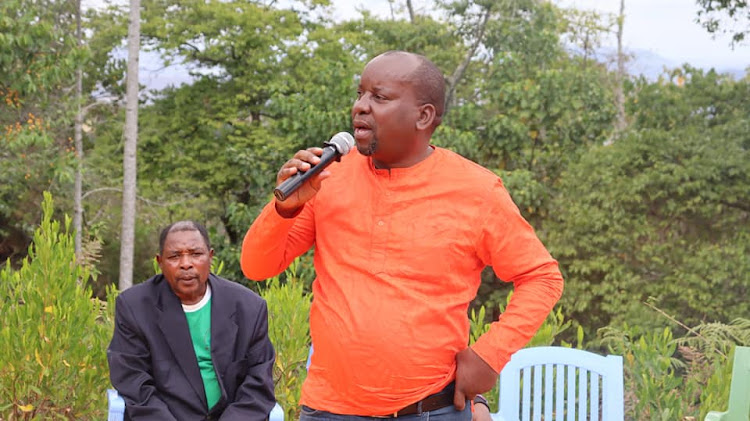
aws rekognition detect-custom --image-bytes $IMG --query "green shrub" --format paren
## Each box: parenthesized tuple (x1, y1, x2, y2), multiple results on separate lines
(599, 317, 750, 421)
(600, 324, 685, 420)
(260, 259, 312, 420)
(0, 192, 113, 420)
(678, 318, 750, 419)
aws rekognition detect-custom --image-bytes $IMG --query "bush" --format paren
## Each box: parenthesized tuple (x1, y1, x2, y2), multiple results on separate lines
(0, 192, 113, 419)
(599, 316, 750, 421)
(260, 259, 312, 420)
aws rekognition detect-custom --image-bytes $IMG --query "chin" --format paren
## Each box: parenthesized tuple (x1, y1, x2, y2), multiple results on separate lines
(356, 139, 378, 156)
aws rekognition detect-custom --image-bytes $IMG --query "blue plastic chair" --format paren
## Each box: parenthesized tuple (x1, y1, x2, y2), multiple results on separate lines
(107, 389, 125, 421)
(107, 388, 284, 420)
(491, 346, 624, 421)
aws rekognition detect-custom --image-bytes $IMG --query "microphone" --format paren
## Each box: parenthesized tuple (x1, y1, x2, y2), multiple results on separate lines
(274, 132, 354, 201)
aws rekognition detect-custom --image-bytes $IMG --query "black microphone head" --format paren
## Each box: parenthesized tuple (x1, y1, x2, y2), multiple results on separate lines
(328, 132, 354, 155)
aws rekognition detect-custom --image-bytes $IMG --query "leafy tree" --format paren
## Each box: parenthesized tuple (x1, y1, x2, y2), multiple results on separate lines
(0, 0, 83, 264)
(696, 0, 750, 45)
(547, 67, 749, 332)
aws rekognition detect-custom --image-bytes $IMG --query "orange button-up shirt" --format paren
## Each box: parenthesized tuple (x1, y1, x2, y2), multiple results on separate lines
(241, 147, 563, 415)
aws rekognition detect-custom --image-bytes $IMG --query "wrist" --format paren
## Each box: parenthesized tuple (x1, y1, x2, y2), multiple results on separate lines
(275, 201, 303, 218)
(473, 394, 489, 409)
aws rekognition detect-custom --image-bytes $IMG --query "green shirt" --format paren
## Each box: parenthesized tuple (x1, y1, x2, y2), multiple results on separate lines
(183, 285, 221, 410)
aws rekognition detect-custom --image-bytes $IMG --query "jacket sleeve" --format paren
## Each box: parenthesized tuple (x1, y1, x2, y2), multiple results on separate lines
(219, 300, 276, 421)
(470, 180, 564, 373)
(107, 295, 178, 420)
(240, 199, 316, 281)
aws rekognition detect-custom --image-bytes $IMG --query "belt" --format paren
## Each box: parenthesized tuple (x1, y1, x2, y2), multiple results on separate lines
(380, 382, 456, 418)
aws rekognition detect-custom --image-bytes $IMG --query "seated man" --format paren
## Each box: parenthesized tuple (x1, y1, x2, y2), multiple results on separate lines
(108, 221, 275, 420)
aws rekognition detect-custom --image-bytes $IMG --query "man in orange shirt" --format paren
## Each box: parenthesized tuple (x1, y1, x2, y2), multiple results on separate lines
(241, 51, 564, 419)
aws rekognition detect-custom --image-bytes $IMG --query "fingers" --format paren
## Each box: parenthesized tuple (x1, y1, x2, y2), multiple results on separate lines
(453, 387, 467, 411)
(277, 148, 324, 184)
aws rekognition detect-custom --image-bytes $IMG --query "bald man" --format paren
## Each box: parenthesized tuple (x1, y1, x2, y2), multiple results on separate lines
(242, 51, 563, 419)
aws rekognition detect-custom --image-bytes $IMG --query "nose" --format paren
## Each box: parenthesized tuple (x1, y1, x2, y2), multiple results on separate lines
(352, 94, 370, 116)
(178, 253, 193, 269)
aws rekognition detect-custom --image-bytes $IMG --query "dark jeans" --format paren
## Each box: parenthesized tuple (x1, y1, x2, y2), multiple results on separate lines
(299, 402, 472, 421)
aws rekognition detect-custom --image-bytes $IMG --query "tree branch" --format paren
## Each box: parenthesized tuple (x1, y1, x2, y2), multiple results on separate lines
(445, 6, 491, 117)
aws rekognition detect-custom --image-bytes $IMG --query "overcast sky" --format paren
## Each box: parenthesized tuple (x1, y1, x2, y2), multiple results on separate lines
(332, 0, 749, 71)
(96, 0, 748, 90)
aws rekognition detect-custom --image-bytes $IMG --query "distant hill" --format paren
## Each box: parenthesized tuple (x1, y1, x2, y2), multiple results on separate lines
(594, 46, 747, 80)
(135, 47, 747, 93)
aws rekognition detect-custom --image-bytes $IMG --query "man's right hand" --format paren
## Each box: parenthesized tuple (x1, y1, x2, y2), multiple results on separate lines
(275, 147, 330, 217)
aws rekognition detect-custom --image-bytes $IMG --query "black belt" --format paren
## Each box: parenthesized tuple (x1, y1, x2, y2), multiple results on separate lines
(383, 382, 455, 418)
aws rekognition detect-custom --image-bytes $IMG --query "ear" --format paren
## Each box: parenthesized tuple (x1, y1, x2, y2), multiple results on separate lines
(209, 249, 215, 259)
(155, 254, 162, 265)
(415, 103, 436, 131)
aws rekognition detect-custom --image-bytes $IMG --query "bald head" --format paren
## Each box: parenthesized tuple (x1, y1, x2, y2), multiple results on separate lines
(374, 51, 446, 129)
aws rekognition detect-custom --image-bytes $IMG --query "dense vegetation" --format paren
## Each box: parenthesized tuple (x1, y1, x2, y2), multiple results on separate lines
(1, 0, 748, 419)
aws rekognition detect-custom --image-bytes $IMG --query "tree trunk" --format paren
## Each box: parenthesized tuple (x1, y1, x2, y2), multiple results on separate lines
(406, 0, 415, 23)
(119, 0, 140, 290)
(73, 0, 83, 259)
(613, 0, 627, 138)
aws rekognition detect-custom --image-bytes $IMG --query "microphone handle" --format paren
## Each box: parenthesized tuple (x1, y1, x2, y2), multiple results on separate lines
(274, 145, 340, 201)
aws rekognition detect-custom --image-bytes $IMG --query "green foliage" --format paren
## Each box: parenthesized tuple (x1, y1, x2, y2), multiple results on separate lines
(260, 260, 312, 420)
(548, 70, 750, 331)
(601, 324, 685, 420)
(599, 317, 750, 421)
(0, 0, 85, 264)
(0, 119, 73, 262)
(0, 0, 83, 99)
(0, 192, 112, 419)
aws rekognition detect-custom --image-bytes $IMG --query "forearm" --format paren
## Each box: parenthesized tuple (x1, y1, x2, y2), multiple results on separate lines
(240, 200, 314, 280)
(218, 362, 275, 421)
(471, 265, 563, 372)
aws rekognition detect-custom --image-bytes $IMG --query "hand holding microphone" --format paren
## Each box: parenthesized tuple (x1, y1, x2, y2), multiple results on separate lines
(274, 132, 354, 213)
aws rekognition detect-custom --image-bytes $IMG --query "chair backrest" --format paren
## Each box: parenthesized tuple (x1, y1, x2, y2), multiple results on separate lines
(495, 346, 624, 421)
(725, 346, 750, 420)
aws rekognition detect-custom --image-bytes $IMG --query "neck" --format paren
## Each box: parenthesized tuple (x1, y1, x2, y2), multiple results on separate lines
(179, 284, 208, 306)
(373, 144, 434, 170)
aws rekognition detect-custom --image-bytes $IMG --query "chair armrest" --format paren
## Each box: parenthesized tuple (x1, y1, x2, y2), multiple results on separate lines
(704, 410, 727, 421)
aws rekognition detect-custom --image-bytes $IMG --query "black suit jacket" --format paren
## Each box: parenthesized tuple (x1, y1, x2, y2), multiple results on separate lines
(107, 274, 275, 421)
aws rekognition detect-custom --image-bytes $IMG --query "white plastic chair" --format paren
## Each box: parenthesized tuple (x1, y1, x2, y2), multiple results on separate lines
(491, 346, 624, 421)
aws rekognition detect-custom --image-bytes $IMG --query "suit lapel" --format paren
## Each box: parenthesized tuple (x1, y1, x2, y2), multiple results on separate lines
(155, 276, 208, 410)
(209, 275, 238, 371)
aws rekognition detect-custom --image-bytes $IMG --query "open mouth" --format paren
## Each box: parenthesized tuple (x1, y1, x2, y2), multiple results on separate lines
(353, 121, 373, 139)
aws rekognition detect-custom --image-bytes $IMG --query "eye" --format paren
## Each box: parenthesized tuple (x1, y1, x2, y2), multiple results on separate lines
(192, 251, 204, 257)
(355, 90, 363, 100)
(167, 255, 179, 261)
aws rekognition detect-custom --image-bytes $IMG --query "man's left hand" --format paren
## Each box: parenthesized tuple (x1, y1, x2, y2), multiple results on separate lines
(453, 348, 498, 410)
